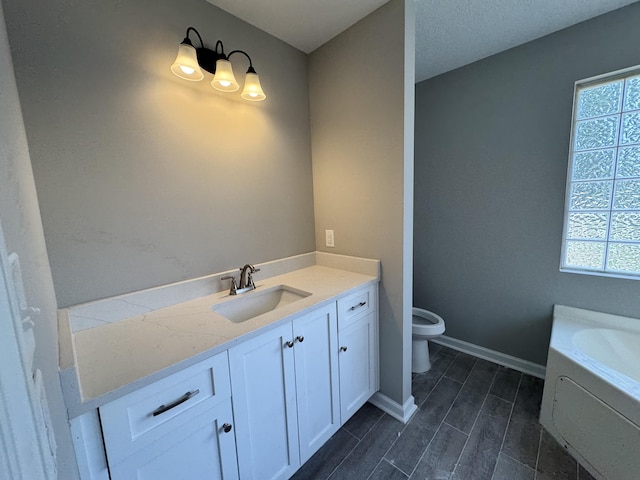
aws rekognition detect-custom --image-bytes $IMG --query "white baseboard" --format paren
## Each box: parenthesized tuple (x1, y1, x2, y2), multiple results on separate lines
(369, 392, 417, 424)
(430, 335, 546, 379)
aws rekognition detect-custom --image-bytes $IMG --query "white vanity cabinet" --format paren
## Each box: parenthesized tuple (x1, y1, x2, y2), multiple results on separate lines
(98, 352, 238, 480)
(72, 280, 378, 480)
(337, 285, 378, 421)
(229, 302, 340, 480)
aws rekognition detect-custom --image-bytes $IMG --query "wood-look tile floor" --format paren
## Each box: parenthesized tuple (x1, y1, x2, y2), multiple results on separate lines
(292, 344, 596, 480)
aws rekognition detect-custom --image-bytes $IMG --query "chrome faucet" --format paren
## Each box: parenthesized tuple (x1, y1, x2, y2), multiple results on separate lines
(221, 264, 261, 295)
(239, 264, 259, 289)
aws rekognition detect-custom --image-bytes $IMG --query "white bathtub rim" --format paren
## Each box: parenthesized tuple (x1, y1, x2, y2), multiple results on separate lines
(543, 306, 640, 480)
(550, 305, 640, 406)
(573, 328, 640, 383)
(553, 305, 640, 334)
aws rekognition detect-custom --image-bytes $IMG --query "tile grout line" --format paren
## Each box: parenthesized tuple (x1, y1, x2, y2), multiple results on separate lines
(533, 422, 544, 480)
(391, 462, 411, 478)
(342, 428, 360, 443)
(364, 457, 387, 480)
(331, 356, 555, 480)
(385, 458, 410, 479)
(501, 451, 537, 473)
(365, 457, 407, 480)
(489, 372, 523, 480)
(450, 366, 500, 479)
(342, 406, 385, 441)
(428, 343, 442, 361)
(337, 409, 412, 480)
(406, 420, 451, 479)
(441, 421, 469, 436)
(320, 363, 563, 480)
(325, 412, 386, 480)
(407, 353, 482, 479)
(433, 352, 479, 437)
(415, 367, 447, 409)
(398, 362, 466, 478)
(415, 348, 457, 407)
(370, 412, 415, 480)
(442, 351, 477, 386)
(402, 350, 468, 479)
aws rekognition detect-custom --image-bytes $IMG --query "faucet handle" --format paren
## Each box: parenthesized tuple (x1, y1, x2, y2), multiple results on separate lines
(220, 276, 238, 295)
(247, 267, 260, 289)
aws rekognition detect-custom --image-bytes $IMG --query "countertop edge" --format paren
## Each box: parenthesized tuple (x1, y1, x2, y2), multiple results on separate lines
(64, 264, 379, 418)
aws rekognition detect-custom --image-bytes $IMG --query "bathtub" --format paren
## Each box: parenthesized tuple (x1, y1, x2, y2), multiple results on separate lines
(540, 305, 640, 480)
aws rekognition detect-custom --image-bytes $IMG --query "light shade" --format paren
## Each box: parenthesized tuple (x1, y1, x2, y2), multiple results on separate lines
(241, 72, 266, 101)
(211, 59, 239, 92)
(170, 43, 204, 81)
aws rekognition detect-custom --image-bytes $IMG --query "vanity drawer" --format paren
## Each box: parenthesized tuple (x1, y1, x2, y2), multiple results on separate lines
(99, 351, 231, 465)
(337, 285, 376, 330)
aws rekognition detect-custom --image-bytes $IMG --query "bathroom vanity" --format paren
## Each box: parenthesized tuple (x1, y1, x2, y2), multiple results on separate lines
(60, 253, 379, 480)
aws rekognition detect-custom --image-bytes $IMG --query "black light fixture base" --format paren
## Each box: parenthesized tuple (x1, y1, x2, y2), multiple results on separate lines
(195, 47, 223, 74)
(174, 27, 265, 100)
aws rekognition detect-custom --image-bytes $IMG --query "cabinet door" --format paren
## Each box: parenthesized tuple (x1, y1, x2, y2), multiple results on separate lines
(229, 323, 300, 480)
(109, 399, 238, 480)
(293, 304, 340, 463)
(338, 311, 376, 422)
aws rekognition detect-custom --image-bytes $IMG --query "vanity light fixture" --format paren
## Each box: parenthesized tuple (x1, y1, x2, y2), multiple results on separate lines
(170, 27, 266, 101)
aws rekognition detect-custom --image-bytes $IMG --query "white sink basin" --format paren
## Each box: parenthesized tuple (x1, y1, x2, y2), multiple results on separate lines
(211, 285, 311, 323)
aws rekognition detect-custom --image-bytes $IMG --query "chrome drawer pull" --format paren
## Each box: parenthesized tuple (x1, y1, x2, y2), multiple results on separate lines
(295, 336, 304, 343)
(152, 389, 200, 417)
(222, 423, 233, 433)
(340, 346, 348, 352)
(284, 340, 294, 348)
(349, 301, 366, 311)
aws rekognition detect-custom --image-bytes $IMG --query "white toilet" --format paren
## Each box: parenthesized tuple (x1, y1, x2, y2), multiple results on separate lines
(412, 307, 446, 373)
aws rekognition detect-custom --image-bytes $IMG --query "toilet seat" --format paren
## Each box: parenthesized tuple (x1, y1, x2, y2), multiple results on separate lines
(412, 307, 446, 373)
(412, 307, 445, 337)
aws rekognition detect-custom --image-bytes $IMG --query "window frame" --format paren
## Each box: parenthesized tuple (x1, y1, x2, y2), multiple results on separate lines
(560, 64, 640, 280)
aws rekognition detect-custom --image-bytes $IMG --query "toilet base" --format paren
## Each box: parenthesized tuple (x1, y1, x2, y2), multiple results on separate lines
(412, 337, 432, 373)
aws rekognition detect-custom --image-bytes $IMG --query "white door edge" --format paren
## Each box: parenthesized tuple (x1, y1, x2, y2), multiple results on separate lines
(0, 221, 56, 479)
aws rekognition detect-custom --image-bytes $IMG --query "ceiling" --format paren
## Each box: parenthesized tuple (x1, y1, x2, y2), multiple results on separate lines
(207, 0, 639, 83)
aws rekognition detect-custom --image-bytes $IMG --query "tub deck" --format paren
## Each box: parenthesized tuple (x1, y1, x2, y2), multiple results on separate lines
(540, 305, 640, 480)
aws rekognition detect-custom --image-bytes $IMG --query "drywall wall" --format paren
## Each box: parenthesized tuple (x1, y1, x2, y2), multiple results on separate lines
(309, 0, 415, 408)
(0, 2, 78, 477)
(414, 2, 640, 365)
(3, 0, 315, 307)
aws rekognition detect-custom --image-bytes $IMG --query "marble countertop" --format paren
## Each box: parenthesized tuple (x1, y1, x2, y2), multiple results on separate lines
(61, 259, 378, 417)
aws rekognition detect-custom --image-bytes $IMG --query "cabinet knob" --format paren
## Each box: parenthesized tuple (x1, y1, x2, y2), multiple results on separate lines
(284, 340, 294, 348)
(295, 336, 304, 343)
(340, 346, 348, 352)
(222, 423, 233, 433)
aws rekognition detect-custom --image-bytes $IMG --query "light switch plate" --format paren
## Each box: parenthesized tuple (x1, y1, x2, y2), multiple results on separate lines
(325, 229, 335, 248)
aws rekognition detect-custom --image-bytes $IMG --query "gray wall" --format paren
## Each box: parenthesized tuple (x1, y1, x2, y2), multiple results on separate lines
(309, 0, 415, 406)
(4, 0, 315, 307)
(414, 3, 640, 366)
(0, 2, 78, 477)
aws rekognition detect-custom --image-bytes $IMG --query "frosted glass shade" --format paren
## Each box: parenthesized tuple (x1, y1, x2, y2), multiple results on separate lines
(211, 59, 239, 92)
(241, 72, 266, 101)
(170, 43, 204, 81)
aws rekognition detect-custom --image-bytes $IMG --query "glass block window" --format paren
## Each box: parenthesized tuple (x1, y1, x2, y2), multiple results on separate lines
(562, 68, 640, 278)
